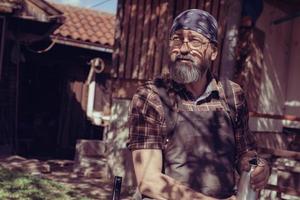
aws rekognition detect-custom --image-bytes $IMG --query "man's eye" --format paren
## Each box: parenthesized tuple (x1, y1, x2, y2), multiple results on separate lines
(172, 37, 181, 41)
(171, 37, 182, 45)
(190, 40, 203, 46)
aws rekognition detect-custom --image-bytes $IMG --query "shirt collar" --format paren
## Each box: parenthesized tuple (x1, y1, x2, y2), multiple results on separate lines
(171, 78, 220, 102)
(195, 78, 219, 102)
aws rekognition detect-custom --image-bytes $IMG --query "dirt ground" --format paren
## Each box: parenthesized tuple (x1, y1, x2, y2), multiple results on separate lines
(0, 155, 134, 200)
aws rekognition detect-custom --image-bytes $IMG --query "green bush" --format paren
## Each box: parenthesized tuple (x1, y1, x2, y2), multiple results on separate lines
(0, 166, 90, 200)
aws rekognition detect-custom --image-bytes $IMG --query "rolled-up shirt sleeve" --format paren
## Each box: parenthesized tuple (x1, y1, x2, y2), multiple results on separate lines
(233, 84, 257, 158)
(127, 84, 165, 150)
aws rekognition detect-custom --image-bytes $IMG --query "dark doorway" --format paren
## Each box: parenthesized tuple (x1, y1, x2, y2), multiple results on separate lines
(18, 61, 62, 159)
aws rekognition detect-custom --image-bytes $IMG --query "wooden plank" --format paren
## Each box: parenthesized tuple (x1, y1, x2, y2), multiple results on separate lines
(190, 0, 197, 9)
(252, 131, 298, 136)
(254, 131, 296, 151)
(204, 0, 211, 12)
(258, 147, 300, 160)
(138, 0, 152, 80)
(153, 0, 168, 77)
(265, 184, 300, 197)
(118, 0, 132, 78)
(215, 0, 227, 78)
(274, 162, 300, 173)
(175, 0, 183, 16)
(197, 0, 205, 9)
(203, 0, 211, 12)
(125, 0, 138, 79)
(161, 0, 175, 75)
(131, 0, 146, 79)
(182, 0, 189, 11)
(145, 0, 159, 80)
(81, 84, 88, 112)
(209, 0, 221, 78)
(278, 170, 300, 188)
(250, 112, 300, 122)
(112, 0, 124, 78)
(211, 0, 219, 18)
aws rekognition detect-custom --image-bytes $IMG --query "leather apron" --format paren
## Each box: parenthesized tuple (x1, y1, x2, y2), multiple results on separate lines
(159, 80, 236, 199)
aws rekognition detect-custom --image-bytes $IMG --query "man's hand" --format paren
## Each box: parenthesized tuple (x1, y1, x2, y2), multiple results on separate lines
(250, 159, 270, 190)
(239, 151, 270, 191)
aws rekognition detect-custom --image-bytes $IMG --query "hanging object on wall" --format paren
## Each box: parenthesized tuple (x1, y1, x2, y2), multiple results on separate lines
(90, 57, 105, 74)
(86, 57, 111, 126)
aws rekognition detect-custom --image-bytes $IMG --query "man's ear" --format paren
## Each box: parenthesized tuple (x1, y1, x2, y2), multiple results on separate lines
(210, 45, 218, 61)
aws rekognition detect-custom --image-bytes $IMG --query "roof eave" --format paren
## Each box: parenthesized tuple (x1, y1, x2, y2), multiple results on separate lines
(51, 36, 113, 53)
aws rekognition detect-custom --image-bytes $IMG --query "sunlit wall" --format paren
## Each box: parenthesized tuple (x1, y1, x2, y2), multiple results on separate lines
(249, 2, 300, 131)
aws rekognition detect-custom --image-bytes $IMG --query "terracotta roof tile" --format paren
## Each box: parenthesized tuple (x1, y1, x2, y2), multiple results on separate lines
(51, 3, 115, 48)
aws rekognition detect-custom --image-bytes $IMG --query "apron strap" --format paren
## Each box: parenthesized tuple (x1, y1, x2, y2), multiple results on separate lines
(153, 78, 178, 144)
(218, 79, 237, 129)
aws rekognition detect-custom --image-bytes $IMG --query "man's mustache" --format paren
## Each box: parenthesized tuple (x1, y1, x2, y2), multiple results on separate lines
(175, 54, 194, 62)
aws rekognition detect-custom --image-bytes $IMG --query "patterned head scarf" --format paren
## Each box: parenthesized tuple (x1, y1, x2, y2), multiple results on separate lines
(170, 9, 218, 44)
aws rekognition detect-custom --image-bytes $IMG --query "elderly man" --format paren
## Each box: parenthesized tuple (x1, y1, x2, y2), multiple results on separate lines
(127, 9, 270, 200)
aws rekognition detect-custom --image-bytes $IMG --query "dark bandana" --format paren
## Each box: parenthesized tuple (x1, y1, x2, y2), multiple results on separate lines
(170, 9, 218, 44)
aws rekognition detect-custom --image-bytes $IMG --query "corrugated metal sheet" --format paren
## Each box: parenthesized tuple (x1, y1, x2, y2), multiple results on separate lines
(112, 0, 229, 80)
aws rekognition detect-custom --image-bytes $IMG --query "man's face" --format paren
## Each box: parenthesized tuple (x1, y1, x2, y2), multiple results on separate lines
(169, 29, 217, 84)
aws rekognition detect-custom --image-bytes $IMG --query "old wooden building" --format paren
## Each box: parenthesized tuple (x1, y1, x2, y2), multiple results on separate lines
(0, 0, 115, 158)
(0, 0, 63, 156)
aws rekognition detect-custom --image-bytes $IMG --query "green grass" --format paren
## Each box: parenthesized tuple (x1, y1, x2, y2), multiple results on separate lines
(0, 166, 90, 200)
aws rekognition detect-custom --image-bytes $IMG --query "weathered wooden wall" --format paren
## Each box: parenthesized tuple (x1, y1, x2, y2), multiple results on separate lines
(112, 0, 229, 81)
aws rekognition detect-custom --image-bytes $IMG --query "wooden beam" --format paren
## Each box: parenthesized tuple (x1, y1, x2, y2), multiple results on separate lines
(265, 184, 300, 197)
(258, 148, 300, 160)
(125, 0, 138, 79)
(112, 0, 124, 78)
(118, 0, 132, 78)
(145, 0, 159, 80)
(138, 0, 152, 80)
(153, 0, 168, 77)
(131, 0, 146, 79)
(250, 112, 300, 122)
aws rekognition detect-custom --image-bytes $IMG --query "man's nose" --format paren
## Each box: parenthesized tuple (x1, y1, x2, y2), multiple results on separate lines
(180, 42, 190, 54)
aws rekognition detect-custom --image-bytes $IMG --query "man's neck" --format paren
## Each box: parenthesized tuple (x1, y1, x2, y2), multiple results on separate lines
(185, 73, 209, 98)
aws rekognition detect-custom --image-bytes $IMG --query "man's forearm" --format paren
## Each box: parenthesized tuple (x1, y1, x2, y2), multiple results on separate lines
(138, 172, 215, 200)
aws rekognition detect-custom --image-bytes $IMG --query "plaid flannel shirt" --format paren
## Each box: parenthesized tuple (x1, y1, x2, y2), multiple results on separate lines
(127, 78, 256, 160)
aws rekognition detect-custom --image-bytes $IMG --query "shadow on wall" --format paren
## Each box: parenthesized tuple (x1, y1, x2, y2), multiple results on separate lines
(234, 27, 264, 113)
(234, 25, 288, 132)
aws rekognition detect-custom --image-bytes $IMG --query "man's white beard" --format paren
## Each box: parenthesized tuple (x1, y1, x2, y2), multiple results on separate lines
(170, 61, 203, 84)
